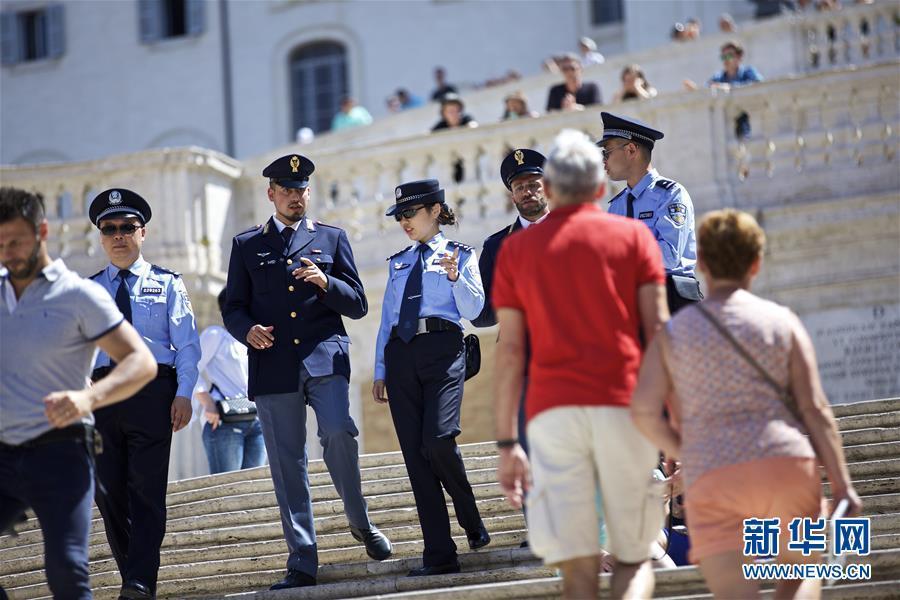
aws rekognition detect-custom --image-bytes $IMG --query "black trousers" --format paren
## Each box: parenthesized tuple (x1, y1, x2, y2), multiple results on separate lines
(93, 375, 176, 592)
(385, 329, 482, 567)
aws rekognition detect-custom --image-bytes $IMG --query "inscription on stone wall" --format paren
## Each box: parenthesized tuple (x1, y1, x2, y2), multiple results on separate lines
(802, 304, 900, 404)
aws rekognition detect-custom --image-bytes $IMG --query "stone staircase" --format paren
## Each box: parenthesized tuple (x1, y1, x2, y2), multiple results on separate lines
(1, 398, 899, 599)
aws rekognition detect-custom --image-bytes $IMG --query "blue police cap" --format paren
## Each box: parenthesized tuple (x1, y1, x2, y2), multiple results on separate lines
(500, 149, 545, 191)
(262, 154, 315, 189)
(89, 188, 152, 226)
(599, 112, 664, 150)
(385, 179, 445, 217)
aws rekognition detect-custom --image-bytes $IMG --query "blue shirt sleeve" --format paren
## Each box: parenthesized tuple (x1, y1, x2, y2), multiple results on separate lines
(450, 248, 485, 320)
(167, 276, 201, 398)
(652, 185, 695, 273)
(374, 262, 398, 381)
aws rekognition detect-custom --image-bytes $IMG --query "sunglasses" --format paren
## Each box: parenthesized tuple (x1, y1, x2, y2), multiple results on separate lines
(601, 143, 630, 160)
(99, 223, 142, 236)
(720, 53, 737, 61)
(394, 205, 426, 222)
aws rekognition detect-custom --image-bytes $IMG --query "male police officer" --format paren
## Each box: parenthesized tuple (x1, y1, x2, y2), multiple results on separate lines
(0, 188, 157, 600)
(223, 154, 391, 590)
(88, 189, 200, 600)
(599, 112, 701, 313)
(473, 149, 549, 329)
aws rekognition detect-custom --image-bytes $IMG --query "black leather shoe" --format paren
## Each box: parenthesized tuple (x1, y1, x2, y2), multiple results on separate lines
(350, 524, 393, 561)
(519, 539, 530, 549)
(407, 561, 461, 577)
(466, 523, 491, 550)
(118, 580, 152, 600)
(269, 569, 316, 590)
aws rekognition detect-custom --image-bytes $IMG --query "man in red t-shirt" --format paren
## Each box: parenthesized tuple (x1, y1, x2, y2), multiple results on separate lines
(492, 129, 669, 599)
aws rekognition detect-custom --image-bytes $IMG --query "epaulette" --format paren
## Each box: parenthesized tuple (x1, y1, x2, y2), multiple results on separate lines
(446, 240, 474, 252)
(655, 178, 677, 191)
(315, 220, 341, 230)
(89, 269, 105, 280)
(238, 223, 262, 235)
(151, 264, 181, 278)
(608, 188, 627, 204)
(386, 246, 412, 261)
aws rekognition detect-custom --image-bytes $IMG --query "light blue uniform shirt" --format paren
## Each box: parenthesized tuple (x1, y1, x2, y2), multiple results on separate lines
(374, 231, 484, 380)
(91, 255, 200, 398)
(608, 169, 697, 276)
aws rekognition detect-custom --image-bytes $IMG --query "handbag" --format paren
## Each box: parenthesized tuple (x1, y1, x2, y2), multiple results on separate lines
(694, 303, 802, 421)
(463, 334, 481, 381)
(210, 383, 257, 423)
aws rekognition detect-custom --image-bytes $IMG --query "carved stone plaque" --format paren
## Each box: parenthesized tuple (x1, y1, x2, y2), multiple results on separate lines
(801, 304, 900, 404)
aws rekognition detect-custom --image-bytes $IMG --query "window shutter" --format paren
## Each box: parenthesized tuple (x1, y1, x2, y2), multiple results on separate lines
(46, 4, 65, 59)
(1, 12, 21, 65)
(138, 0, 162, 43)
(186, 0, 205, 36)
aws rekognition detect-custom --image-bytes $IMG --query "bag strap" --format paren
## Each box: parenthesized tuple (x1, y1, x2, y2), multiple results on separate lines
(694, 303, 788, 398)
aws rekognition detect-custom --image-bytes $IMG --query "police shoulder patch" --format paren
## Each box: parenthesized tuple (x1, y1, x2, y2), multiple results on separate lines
(667, 203, 687, 225)
(386, 246, 413, 261)
(446, 240, 474, 253)
(655, 178, 677, 191)
(151, 264, 181, 278)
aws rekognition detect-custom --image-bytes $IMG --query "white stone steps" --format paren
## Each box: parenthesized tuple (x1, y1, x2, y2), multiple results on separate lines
(836, 411, 900, 432)
(843, 441, 900, 462)
(824, 477, 900, 497)
(832, 399, 900, 418)
(841, 427, 900, 447)
(347, 549, 900, 600)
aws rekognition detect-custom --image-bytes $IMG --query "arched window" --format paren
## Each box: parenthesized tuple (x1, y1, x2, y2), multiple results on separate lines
(289, 41, 348, 136)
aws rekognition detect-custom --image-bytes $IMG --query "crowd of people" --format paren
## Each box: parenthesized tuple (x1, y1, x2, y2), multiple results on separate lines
(0, 102, 861, 599)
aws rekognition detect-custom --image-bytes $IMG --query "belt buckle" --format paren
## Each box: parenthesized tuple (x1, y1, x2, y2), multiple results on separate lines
(417, 319, 428, 335)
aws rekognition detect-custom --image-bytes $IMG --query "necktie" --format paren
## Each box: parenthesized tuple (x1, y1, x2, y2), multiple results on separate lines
(116, 270, 132, 324)
(397, 245, 428, 343)
(281, 226, 294, 248)
(626, 192, 636, 219)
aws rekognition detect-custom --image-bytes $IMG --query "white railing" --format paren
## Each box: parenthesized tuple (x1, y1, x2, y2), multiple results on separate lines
(263, 1, 899, 161)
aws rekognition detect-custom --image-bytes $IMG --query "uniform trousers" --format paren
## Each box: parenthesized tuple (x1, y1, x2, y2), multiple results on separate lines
(385, 329, 482, 567)
(93, 375, 177, 593)
(255, 365, 371, 577)
(0, 432, 94, 599)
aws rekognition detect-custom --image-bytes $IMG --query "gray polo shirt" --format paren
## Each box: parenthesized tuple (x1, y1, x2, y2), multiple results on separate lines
(0, 259, 123, 445)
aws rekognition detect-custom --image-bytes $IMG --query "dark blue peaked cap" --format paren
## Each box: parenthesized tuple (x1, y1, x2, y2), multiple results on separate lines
(599, 112, 664, 150)
(262, 154, 315, 189)
(385, 179, 445, 217)
(89, 188, 152, 226)
(500, 149, 546, 191)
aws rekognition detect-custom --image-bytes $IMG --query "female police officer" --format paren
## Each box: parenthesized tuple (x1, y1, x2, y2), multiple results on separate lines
(372, 179, 491, 576)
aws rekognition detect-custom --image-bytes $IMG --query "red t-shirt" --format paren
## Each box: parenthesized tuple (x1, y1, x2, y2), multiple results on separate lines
(492, 203, 665, 422)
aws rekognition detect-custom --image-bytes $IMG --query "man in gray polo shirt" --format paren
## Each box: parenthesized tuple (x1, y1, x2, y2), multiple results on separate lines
(0, 187, 157, 600)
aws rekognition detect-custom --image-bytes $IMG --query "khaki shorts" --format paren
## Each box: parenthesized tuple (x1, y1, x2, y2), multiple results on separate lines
(526, 406, 663, 566)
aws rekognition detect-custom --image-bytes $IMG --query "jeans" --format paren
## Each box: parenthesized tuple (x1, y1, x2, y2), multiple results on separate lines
(0, 436, 94, 599)
(202, 418, 267, 474)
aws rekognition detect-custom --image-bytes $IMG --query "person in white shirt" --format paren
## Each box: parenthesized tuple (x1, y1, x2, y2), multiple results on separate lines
(194, 289, 266, 474)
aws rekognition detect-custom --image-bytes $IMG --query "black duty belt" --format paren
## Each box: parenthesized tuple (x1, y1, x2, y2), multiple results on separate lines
(91, 363, 176, 382)
(390, 317, 460, 340)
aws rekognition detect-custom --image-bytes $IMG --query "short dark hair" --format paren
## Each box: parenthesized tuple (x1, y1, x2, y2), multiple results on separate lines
(217, 288, 227, 314)
(721, 40, 744, 56)
(0, 187, 45, 232)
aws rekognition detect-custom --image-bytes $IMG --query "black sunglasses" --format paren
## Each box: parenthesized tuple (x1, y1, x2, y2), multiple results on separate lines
(394, 205, 426, 222)
(99, 223, 142, 236)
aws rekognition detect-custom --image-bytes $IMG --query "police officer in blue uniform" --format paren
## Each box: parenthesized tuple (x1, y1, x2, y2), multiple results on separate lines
(599, 112, 701, 313)
(223, 154, 392, 591)
(88, 188, 201, 600)
(373, 179, 491, 577)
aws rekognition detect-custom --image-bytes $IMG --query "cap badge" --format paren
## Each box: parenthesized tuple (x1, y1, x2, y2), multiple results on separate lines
(395, 187, 402, 200)
(290, 156, 300, 173)
(514, 150, 525, 166)
(108, 190, 122, 205)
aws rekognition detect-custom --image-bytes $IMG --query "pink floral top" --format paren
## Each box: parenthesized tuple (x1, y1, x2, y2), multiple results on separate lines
(666, 290, 816, 489)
